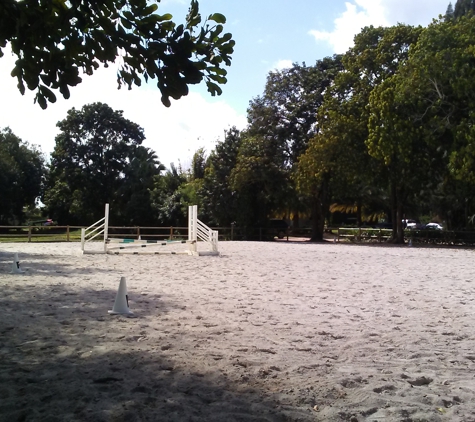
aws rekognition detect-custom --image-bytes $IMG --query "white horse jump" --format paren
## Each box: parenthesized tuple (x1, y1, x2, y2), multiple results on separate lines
(81, 204, 219, 256)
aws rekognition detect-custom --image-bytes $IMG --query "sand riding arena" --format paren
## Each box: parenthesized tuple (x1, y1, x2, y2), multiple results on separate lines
(1, 241, 474, 421)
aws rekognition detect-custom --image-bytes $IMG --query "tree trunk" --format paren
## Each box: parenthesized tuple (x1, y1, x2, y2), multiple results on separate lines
(356, 200, 362, 227)
(292, 212, 300, 229)
(390, 183, 405, 244)
(396, 193, 405, 243)
(310, 178, 329, 242)
(390, 182, 397, 241)
(310, 196, 324, 241)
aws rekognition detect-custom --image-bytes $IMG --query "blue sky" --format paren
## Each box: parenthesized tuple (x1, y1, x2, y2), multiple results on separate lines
(0, 0, 449, 168)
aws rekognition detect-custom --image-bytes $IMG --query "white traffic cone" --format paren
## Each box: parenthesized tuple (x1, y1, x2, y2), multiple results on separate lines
(108, 277, 133, 315)
(10, 253, 25, 274)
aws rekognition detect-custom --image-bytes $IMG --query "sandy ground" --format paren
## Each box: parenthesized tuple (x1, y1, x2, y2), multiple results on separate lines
(1, 241, 475, 422)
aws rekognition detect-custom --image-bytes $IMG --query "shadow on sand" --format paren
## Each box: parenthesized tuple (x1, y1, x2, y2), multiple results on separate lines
(0, 275, 308, 421)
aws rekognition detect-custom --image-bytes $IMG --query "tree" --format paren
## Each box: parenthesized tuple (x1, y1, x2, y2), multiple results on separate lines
(368, 75, 435, 237)
(370, 15, 475, 228)
(150, 162, 188, 226)
(0, 128, 45, 224)
(230, 133, 291, 233)
(445, 2, 455, 19)
(247, 58, 342, 167)
(190, 147, 207, 180)
(115, 146, 165, 225)
(177, 148, 207, 217)
(453, 0, 475, 18)
(43, 102, 163, 224)
(0, 0, 235, 108)
(200, 127, 242, 226)
(242, 58, 343, 233)
(294, 135, 332, 241)
(300, 25, 422, 243)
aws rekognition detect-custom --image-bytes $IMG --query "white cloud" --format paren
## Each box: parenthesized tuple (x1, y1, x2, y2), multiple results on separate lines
(378, 0, 448, 25)
(0, 47, 246, 169)
(309, 0, 448, 54)
(132, 91, 247, 169)
(273, 60, 293, 71)
(309, 0, 388, 53)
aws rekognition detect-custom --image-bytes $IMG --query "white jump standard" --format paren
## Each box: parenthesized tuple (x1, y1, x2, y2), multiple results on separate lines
(81, 204, 219, 256)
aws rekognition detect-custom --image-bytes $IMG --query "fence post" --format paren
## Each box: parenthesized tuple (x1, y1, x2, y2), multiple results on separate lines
(81, 228, 85, 252)
(104, 203, 109, 253)
(170, 227, 174, 240)
(137, 226, 140, 240)
(28, 226, 32, 242)
(66, 226, 70, 242)
(231, 223, 234, 241)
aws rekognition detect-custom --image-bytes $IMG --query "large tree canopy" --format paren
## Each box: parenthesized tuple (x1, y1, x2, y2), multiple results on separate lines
(295, 25, 422, 242)
(0, 0, 235, 108)
(236, 58, 343, 235)
(368, 15, 475, 229)
(246, 58, 343, 168)
(0, 128, 45, 224)
(44, 102, 164, 224)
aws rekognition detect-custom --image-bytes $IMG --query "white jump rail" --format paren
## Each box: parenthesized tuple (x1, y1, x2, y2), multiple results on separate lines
(107, 238, 193, 255)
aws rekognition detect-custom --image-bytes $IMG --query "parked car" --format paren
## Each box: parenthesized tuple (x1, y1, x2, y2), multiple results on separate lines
(29, 219, 57, 226)
(424, 222, 443, 230)
(402, 219, 417, 229)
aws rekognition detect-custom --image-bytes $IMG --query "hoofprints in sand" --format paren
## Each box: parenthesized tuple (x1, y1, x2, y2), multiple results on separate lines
(1, 241, 474, 421)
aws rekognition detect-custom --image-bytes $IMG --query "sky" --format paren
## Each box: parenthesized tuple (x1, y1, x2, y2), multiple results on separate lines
(0, 0, 449, 169)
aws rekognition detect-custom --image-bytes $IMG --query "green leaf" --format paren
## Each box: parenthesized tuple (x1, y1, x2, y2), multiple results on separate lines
(206, 81, 222, 96)
(121, 18, 132, 30)
(209, 67, 227, 76)
(59, 83, 70, 99)
(122, 10, 134, 20)
(11, 66, 22, 78)
(36, 93, 47, 109)
(40, 85, 57, 103)
(208, 74, 227, 84)
(156, 13, 173, 22)
(161, 94, 171, 107)
(142, 4, 158, 16)
(209, 13, 226, 24)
